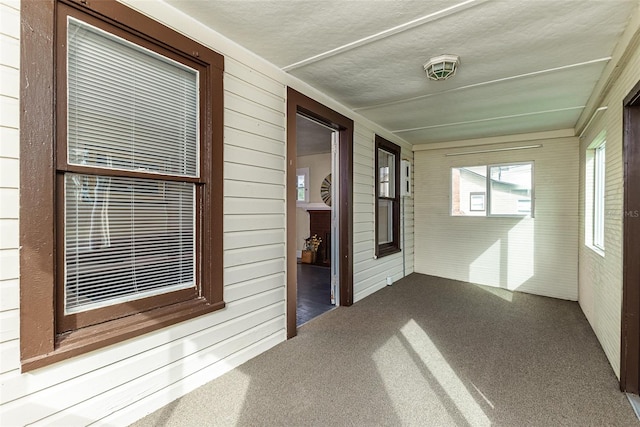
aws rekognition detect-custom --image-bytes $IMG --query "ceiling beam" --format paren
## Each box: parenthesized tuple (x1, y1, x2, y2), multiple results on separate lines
(392, 106, 585, 133)
(575, 3, 640, 134)
(412, 129, 575, 151)
(282, 0, 489, 72)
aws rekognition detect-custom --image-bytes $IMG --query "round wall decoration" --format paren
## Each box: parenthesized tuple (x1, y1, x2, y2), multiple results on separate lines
(320, 174, 332, 206)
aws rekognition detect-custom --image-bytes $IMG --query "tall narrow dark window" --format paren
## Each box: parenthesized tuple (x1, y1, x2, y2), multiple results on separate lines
(375, 135, 401, 257)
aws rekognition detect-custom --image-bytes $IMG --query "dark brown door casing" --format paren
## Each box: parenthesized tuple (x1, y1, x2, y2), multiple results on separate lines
(286, 88, 353, 339)
(622, 79, 640, 394)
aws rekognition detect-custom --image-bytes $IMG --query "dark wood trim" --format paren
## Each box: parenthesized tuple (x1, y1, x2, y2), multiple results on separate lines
(207, 41, 226, 308)
(57, 0, 223, 70)
(58, 165, 204, 183)
(20, 0, 225, 371)
(622, 79, 640, 394)
(286, 88, 353, 339)
(20, 0, 58, 362)
(624, 79, 640, 106)
(23, 298, 225, 372)
(374, 135, 401, 258)
(339, 123, 355, 309)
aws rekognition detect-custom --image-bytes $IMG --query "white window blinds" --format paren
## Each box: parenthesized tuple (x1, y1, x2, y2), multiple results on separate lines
(67, 17, 199, 177)
(64, 17, 199, 314)
(65, 175, 195, 313)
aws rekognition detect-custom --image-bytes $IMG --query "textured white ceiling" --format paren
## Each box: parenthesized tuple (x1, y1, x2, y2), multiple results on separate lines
(296, 114, 333, 156)
(166, 0, 638, 144)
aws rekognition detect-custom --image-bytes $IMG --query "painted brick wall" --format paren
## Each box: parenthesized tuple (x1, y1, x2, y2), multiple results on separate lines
(578, 8, 640, 378)
(414, 136, 579, 301)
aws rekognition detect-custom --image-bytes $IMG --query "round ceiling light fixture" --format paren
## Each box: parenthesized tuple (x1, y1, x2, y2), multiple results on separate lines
(423, 54, 460, 81)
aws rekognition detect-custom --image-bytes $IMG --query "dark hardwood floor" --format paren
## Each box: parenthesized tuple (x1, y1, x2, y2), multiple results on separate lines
(297, 263, 334, 326)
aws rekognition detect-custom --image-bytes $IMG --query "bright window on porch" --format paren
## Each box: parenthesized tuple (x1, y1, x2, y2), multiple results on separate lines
(451, 163, 534, 217)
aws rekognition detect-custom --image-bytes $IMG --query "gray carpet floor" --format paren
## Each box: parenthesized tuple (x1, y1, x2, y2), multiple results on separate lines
(132, 273, 639, 426)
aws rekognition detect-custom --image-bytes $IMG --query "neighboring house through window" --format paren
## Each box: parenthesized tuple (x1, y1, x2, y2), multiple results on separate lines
(375, 135, 401, 257)
(451, 162, 534, 217)
(20, 0, 225, 370)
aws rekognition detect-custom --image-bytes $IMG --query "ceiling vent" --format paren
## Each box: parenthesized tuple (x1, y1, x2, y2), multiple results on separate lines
(423, 54, 460, 81)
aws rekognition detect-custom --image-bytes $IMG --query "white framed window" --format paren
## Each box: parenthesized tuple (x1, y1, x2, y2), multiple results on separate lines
(296, 167, 309, 203)
(488, 163, 534, 216)
(451, 162, 534, 217)
(451, 166, 487, 217)
(593, 143, 606, 251)
(591, 141, 606, 251)
(64, 17, 199, 314)
(585, 132, 606, 254)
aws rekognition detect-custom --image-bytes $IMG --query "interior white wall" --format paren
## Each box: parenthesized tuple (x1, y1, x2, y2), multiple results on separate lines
(296, 153, 331, 253)
(0, 0, 415, 424)
(414, 134, 579, 300)
(577, 5, 640, 378)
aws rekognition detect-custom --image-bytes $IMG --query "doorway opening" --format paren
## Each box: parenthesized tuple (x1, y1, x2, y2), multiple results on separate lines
(286, 88, 353, 338)
(295, 114, 338, 326)
(622, 79, 640, 396)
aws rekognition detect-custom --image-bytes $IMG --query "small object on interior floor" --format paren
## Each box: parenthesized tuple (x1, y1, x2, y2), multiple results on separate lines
(300, 250, 315, 264)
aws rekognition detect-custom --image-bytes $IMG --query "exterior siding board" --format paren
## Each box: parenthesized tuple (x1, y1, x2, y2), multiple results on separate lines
(224, 272, 285, 302)
(224, 162, 285, 186)
(224, 214, 285, 233)
(225, 144, 286, 171)
(0, 0, 20, 392)
(223, 229, 286, 251)
(224, 127, 285, 157)
(352, 122, 414, 303)
(225, 109, 285, 142)
(225, 91, 285, 128)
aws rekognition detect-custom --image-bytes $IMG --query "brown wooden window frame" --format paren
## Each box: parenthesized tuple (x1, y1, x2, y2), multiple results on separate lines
(375, 135, 401, 258)
(20, 0, 225, 371)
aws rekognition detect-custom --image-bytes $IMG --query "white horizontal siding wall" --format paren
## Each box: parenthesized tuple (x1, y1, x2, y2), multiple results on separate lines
(578, 7, 640, 378)
(353, 122, 414, 302)
(0, 0, 415, 424)
(0, 0, 21, 384)
(1, 10, 288, 426)
(414, 136, 579, 300)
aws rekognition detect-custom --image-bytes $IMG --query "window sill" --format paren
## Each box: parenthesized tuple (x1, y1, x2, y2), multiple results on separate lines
(376, 246, 401, 259)
(21, 298, 225, 372)
(451, 214, 533, 218)
(587, 244, 605, 258)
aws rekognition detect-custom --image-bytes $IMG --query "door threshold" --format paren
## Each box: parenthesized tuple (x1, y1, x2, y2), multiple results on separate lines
(297, 306, 337, 328)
